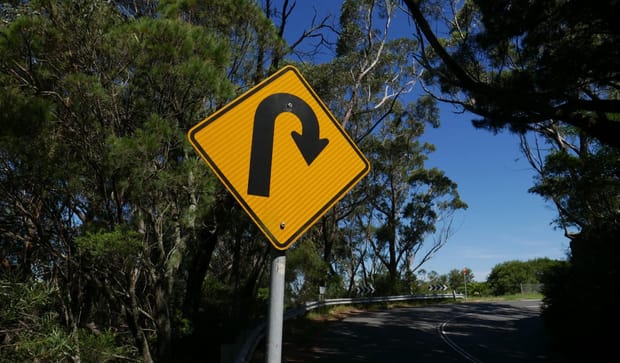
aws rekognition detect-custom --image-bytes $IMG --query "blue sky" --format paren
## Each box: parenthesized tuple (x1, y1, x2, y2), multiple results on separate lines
(419, 107, 569, 280)
(281, 1, 570, 281)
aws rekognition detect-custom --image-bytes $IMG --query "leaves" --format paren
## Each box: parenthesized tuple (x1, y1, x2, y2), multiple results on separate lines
(0, 0, 474, 359)
(403, 0, 620, 148)
(76, 227, 141, 258)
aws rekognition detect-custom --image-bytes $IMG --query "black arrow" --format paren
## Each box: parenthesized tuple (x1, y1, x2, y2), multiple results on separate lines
(428, 284, 448, 291)
(248, 93, 329, 197)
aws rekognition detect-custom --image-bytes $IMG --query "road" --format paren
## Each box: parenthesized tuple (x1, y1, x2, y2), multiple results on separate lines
(281, 300, 566, 363)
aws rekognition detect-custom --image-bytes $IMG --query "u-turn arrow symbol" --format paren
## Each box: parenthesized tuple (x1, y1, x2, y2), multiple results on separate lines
(247, 93, 329, 197)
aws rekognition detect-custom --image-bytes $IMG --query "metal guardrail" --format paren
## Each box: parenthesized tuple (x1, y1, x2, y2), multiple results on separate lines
(233, 292, 464, 363)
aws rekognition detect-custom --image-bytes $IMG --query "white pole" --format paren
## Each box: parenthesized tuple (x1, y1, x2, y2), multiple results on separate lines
(266, 250, 286, 363)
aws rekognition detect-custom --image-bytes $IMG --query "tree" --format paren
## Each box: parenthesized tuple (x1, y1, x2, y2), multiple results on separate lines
(447, 268, 473, 291)
(401, 2, 618, 357)
(487, 258, 557, 296)
(0, 278, 137, 362)
(523, 136, 620, 237)
(0, 1, 489, 360)
(361, 116, 466, 293)
(525, 136, 620, 360)
(294, 0, 466, 296)
(296, 0, 423, 278)
(286, 240, 335, 303)
(0, 1, 235, 361)
(401, 0, 620, 149)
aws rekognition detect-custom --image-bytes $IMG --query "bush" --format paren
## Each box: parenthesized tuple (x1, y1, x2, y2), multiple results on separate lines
(0, 279, 137, 363)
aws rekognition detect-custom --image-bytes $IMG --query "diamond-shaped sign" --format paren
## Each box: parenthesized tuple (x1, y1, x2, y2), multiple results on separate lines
(188, 66, 369, 250)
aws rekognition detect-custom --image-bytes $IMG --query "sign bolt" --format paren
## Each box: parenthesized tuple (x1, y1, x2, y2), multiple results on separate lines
(286, 102, 293, 110)
(280, 222, 286, 230)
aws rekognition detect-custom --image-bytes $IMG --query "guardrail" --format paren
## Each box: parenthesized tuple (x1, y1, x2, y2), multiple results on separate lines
(233, 292, 464, 363)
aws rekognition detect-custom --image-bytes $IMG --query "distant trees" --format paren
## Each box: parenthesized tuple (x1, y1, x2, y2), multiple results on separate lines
(487, 258, 559, 296)
(361, 120, 467, 294)
(446, 268, 472, 292)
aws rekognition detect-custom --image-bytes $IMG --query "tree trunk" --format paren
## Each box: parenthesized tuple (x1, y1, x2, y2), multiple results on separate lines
(155, 280, 172, 363)
(129, 267, 154, 363)
(388, 235, 398, 294)
(183, 226, 218, 319)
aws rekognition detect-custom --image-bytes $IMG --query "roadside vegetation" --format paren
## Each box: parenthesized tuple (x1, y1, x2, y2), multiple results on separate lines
(298, 291, 545, 323)
(1, 1, 617, 362)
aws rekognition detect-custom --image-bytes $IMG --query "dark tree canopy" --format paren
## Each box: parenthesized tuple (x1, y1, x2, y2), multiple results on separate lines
(402, 0, 620, 148)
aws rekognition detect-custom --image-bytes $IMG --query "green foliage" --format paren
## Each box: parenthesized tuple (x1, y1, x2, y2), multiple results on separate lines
(76, 227, 141, 258)
(0, 280, 56, 335)
(529, 145, 620, 229)
(372, 272, 413, 296)
(336, 0, 365, 57)
(10, 327, 137, 363)
(465, 281, 490, 297)
(407, 0, 620, 147)
(487, 258, 562, 296)
(12, 326, 73, 363)
(286, 241, 330, 303)
(1, 0, 237, 360)
(0, 280, 137, 362)
(446, 268, 473, 292)
(160, 0, 282, 85)
(76, 329, 138, 363)
(0, 85, 50, 140)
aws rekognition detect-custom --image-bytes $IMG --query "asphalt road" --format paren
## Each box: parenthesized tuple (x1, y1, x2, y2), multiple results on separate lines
(282, 300, 566, 363)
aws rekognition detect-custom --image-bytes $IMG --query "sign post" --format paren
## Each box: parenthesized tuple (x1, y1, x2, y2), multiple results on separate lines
(266, 250, 286, 363)
(188, 66, 369, 362)
(463, 268, 468, 301)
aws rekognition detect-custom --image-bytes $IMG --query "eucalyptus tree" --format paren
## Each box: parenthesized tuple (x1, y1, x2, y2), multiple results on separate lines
(360, 112, 466, 293)
(295, 0, 425, 287)
(156, 0, 281, 327)
(285, 0, 468, 295)
(323, 0, 469, 292)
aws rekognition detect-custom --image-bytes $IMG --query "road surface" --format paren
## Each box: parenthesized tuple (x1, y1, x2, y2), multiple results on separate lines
(281, 300, 566, 362)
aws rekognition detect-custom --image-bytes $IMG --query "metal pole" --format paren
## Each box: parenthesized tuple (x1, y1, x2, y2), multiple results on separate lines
(266, 250, 286, 363)
(463, 269, 468, 301)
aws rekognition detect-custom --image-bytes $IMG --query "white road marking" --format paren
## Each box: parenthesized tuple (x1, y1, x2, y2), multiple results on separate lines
(438, 316, 484, 363)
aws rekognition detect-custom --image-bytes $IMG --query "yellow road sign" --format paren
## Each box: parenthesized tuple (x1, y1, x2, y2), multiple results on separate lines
(188, 66, 370, 250)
